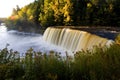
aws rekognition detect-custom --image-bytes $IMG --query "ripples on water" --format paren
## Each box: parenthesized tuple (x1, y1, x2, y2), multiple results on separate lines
(0, 26, 67, 56)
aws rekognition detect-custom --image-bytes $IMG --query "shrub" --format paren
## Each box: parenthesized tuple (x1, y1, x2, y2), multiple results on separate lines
(0, 48, 24, 80)
(0, 44, 120, 80)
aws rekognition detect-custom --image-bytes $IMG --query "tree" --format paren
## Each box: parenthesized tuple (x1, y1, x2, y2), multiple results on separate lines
(62, 0, 73, 25)
(50, 0, 64, 25)
(72, 0, 88, 25)
(39, 0, 55, 27)
(112, 0, 120, 26)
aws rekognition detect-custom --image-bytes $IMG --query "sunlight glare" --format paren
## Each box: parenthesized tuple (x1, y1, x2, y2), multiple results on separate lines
(0, 0, 34, 18)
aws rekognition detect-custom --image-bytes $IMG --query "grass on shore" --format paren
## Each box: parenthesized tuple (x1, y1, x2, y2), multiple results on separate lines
(0, 43, 120, 80)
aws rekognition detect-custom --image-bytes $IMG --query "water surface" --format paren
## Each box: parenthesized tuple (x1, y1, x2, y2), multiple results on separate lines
(0, 26, 66, 56)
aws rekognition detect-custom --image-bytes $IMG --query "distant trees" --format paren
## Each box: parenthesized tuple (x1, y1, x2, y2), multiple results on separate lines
(0, 18, 6, 24)
(5, 0, 120, 32)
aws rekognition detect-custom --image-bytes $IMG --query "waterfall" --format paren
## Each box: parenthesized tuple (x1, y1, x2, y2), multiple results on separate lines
(43, 27, 113, 52)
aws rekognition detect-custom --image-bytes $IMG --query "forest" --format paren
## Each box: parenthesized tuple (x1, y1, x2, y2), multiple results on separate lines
(1, 0, 120, 79)
(5, 0, 120, 32)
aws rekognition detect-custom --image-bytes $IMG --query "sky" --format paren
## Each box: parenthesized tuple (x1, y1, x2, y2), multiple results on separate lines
(0, 0, 34, 18)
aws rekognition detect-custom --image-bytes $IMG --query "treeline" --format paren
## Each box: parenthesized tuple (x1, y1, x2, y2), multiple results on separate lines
(6, 0, 120, 32)
(0, 18, 6, 24)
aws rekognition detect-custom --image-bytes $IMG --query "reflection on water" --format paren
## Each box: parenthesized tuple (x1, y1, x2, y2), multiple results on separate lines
(0, 26, 66, 56)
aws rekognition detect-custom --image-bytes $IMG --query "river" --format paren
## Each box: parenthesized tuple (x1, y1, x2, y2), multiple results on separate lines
(0, 26, 66, 56)
(0, 25, 119, 57)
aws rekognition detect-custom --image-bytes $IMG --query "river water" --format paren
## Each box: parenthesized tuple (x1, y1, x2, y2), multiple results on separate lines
(0, 26, 66, 56)
(0, 26, 119, 56)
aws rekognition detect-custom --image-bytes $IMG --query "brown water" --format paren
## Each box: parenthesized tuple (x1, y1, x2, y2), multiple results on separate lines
(43, 27, 114, 53)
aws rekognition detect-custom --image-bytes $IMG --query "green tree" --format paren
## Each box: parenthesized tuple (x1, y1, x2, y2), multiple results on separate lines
(39, 0, 55, 27)
(72, 0, 88, 25)
(11, 5, 20, 16)
(5, 0, 120, 31)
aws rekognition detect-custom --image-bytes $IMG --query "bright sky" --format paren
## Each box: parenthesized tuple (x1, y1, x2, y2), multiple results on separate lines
(0, 0, 34, 18)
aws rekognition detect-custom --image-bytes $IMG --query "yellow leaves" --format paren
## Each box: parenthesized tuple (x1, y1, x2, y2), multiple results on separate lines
(63, 10, 71, 23)
(91, 0, 99, 5)
(115, 34, 120, 45)
(63, 4, 68, 10)
(62, 0, 73, 23)
(87, 3, 92, 8)
(40, 0, 73, 25)
(66, 0, 71, 4)
(51, 5, 56, 10)
(64, 11, 68, 17)
(55, 0, 59, 6)
(15, 15, 19, 19)
(50, 0, 63, 22)
(27, 9, 32, 16)
(29, 15, 33, 20)
(66, 15, 70, 22)
(22, 7, 27, 12)
(18, 11, 23, 18)
(109, 4, 113, 11)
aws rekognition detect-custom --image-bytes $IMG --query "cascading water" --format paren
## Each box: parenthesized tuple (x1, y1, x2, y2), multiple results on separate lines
(0, 26, 66, 56)
(43, 27, 113, 53)
(0, 25, 114, 56)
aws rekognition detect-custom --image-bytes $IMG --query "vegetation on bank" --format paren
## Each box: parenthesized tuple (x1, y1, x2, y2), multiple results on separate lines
(0, 42, 120, 80)
(5, 0, 120, 32)
(115, 34, 120, 45)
